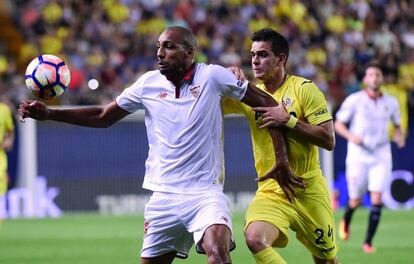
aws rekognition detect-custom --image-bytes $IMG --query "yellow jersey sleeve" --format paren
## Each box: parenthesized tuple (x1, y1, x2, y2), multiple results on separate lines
(299, 81, 332, 125)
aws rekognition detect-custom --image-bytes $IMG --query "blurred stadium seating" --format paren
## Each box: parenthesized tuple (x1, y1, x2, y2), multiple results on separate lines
(0, 0, 413, 111)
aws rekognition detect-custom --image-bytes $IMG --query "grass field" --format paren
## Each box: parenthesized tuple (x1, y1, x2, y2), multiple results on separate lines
(1, 209, 414, 263)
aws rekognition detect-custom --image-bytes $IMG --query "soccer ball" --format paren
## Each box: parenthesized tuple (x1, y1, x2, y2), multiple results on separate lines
(25, 54, 71, 99)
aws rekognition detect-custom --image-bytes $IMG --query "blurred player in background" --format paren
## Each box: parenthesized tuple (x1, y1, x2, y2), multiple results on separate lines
(19, 26, 304, 264)
(335, 61, 405, 253)
(224, 28, 338, 264)
(0, 97, 14, 223)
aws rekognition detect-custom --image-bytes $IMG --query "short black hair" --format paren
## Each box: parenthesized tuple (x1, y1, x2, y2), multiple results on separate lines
(363, 60, 383, 74)
(251, 28, 289, 61)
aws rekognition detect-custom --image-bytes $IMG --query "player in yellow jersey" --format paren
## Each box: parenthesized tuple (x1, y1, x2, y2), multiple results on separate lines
(0, 100, 14, 221)
(224, 28, 339, 263)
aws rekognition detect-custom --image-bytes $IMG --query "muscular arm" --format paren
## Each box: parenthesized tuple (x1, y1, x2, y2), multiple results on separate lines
(2, 130, 14, 151)
(334, 119, 362, 145)
(241, 83, 289, 162)
(293, 120, 335, 151)
(254, 104, 335, 150)
(19, 100, 130, 128)
(241, 83, 305, 201)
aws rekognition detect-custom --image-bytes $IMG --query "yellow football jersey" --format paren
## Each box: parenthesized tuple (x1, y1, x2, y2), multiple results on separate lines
(0, 103, 14, 194)
(223, 75, 332, 193)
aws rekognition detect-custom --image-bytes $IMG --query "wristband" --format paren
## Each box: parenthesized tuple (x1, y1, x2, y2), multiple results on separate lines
(285, 115, 298, 129)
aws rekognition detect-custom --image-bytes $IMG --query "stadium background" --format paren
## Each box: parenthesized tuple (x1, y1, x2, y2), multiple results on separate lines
(1, 1, 414, 263)
(0, 0, 414, 238)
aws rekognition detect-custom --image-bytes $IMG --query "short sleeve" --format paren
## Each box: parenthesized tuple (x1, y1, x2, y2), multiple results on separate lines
(209, 64, 248, 100)
(300, 82, 332, 125)
(335, 94, 356, 124)
(116, 74, 146, 113)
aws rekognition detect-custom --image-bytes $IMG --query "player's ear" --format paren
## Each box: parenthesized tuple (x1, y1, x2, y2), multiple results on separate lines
(278, 53, 287, 65)
(186, 47, 195, 57)
(186, 47, 196, 61)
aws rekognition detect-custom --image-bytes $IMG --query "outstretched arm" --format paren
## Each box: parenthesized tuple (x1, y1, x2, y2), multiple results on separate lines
(241, 83, 306, 202)
(18, 100, 130, 128)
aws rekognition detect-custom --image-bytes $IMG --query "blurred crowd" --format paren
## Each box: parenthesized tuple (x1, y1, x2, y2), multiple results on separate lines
(0, 0, 413, 118)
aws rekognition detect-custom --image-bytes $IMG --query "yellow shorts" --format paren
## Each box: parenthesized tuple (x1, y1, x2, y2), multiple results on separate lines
(245, 175, 338, 260)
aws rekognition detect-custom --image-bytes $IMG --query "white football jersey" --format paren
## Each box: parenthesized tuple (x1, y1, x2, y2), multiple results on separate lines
(335, 89, 401, 163)
(116, 63, 247, 194)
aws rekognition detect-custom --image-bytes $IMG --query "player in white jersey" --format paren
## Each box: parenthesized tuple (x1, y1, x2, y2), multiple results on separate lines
(335, 61, 405, 253)
(19, 26, 304, 264)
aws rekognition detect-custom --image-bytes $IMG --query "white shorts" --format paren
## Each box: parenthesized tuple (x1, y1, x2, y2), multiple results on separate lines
(345, 158, 392, 199)
(140, 190, 234, 259)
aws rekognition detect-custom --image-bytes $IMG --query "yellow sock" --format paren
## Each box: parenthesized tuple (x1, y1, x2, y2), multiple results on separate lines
(253, 247, 287, 264)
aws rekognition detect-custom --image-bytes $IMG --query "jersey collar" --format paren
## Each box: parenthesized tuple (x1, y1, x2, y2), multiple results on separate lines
(183, 63, 196, 82)
(364, 88, 383, 100)
(173, 63, 196, 98)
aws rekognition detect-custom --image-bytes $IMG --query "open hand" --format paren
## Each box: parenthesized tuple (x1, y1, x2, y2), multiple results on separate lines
(258, 161, 306, 203)
(227, 66, 246, 82)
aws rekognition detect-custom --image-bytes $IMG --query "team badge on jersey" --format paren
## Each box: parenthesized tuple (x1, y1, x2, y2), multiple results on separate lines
(190, 85, 201, 98)
(282, 97, 292, 108)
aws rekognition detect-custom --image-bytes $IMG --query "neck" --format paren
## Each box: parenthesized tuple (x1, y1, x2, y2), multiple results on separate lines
(365, 87, 382, 99)
(166, 62, 195, 87)
(264, 71, 286, 94)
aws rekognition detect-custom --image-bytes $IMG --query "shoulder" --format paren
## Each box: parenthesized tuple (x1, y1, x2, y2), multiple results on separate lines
(383, 93, 398, 102)
(126, 70, 165, 90)
(383, 93, 399, 107)
(200, 63, 233, 77)
(344, 90, 364, 102)
(287, 75, 315, 88)
(139, 70, 163, 82)
(286, 75, 325, 101)
(286, 75, 322, 97)
(0, 103, 10, 112)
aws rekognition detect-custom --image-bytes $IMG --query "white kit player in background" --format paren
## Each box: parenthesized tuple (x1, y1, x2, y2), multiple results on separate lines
(334, 61, 405, 254)
(19, 26, 303, 264)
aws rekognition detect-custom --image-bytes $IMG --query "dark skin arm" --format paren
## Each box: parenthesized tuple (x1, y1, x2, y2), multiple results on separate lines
(241, 83, 306, 202)
(18, 100, 130, 128)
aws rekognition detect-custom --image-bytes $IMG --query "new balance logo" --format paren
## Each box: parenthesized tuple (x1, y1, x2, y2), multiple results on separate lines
(220, 216, 229, 223)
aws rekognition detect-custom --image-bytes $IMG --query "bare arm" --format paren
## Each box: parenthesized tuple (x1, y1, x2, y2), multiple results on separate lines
(393, 125, 405, 148)
(334, 119, 363, 145)
(291, 120, 335, 150)
(2, 130, 14, 151)
(241, 84, 289, 161)
(241, 83, 306, 202)
(254, 104, 335, 150)
(18, 100, 130, 128)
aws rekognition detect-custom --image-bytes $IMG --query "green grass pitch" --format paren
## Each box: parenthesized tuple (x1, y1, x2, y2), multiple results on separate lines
(1, 209, 414, 263)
